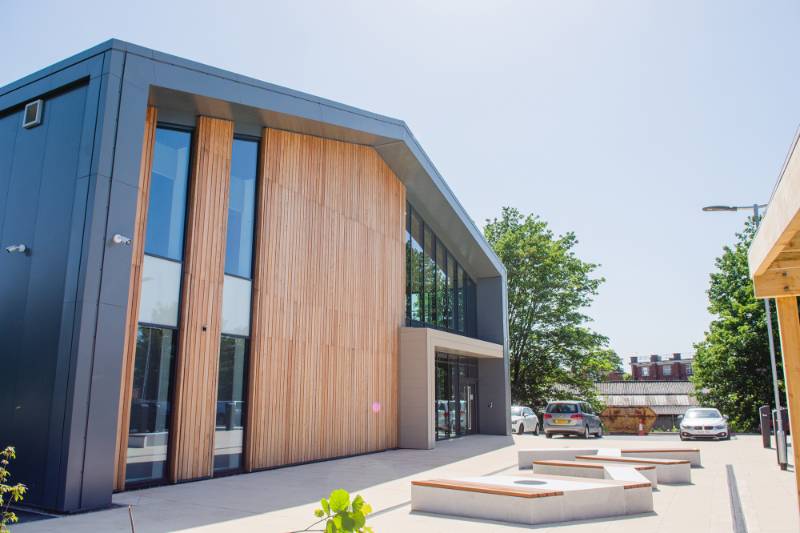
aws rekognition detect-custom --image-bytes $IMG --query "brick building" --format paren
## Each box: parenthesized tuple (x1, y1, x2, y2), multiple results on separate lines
(630, 353, 693, 381)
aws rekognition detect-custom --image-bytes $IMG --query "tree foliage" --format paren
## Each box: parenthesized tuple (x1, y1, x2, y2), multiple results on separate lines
(1, 446, 26, 533)
(484, 207, 620, 412)
(692, 216, 786, 432)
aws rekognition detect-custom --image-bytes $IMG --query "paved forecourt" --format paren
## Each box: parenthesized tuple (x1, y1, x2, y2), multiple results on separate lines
(11, 434, 798, 533)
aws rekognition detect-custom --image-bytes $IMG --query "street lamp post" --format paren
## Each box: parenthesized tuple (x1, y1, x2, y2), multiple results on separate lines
(702, 203, 788, 469)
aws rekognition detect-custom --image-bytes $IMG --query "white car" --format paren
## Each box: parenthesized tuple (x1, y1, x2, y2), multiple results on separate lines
(679, 407, 730, 440)
(511, 405, 539, 435)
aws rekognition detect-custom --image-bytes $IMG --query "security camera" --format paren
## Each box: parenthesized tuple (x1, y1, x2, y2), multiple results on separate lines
(5, 244, 27, 254)
(112, 234, 132, 246)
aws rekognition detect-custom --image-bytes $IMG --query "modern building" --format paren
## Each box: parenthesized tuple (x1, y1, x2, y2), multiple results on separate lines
(595, 380, 699, 430)
(628, 353, 693, 381)
(0, 40, 510, 513)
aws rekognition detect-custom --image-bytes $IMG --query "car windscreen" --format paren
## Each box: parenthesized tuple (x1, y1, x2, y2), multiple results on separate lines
(511, 406, 523, 416)
(684, 409, 720, 419)
(546, 403, 578, 414)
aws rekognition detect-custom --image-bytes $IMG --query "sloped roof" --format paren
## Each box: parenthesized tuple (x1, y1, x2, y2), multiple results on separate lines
(0, 39, 505, 281)
(595, 381, 699, 415)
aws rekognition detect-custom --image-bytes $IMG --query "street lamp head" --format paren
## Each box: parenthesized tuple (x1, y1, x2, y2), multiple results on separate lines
(702, 205, 739, 212)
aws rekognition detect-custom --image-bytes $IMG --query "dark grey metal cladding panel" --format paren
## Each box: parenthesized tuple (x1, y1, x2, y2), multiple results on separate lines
(478, 358, 510, 435)
(0, 81, 91, 510)
(476, 276, 504, 345)
(0, 41, 112, 98)
(476, 275, 511, 435)
(61, 54, 128, 511)
(0, 56, 103, 113)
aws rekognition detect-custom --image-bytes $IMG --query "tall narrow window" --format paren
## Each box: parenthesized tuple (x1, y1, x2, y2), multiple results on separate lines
(456, 266, 465, 333)
(215, 138, 258, 474)
(126, 126, 192, 487)
(447, 253, 456, 330)
(408, 210, 424, 322)
(404, 203, 478, 337)
(423, 227, 435, 324)
(436, 240, 447, 328)
(145, 128, 191, 261)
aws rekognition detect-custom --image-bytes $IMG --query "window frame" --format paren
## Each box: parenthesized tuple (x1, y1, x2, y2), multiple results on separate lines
(405, 202, 478, 338)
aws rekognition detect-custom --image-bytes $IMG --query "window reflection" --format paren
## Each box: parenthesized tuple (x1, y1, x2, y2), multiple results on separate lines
(145, 128, 191, 260)
(127, 125, 191, 488)
(214, 137, 257, 474)
(225, 139, 258, 278)
(405, 203, 477, 337)
(125, 326, 175, 485)
(214, 335, 247, 473)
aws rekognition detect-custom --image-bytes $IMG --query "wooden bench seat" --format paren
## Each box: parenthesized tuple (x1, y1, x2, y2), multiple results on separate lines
(410, 475, 654, 524)
(575, 455, 691, 484)
(411, 479, 563, 499)
(576, 455, 689, 466)
(620, 448, 702, 467)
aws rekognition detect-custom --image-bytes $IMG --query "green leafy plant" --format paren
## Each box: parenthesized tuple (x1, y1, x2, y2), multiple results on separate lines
(1, 446, 26, 533)
(292, 489, 373, 533)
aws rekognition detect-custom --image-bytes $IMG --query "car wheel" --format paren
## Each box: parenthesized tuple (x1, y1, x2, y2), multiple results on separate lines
(583, 426, 590, 439)
(534, 423, 540, 436)
(517, 423, 525, 435)
(596, 425, 603, 438)
(545, 432, 552, 439)
(679, 435, 686, 441)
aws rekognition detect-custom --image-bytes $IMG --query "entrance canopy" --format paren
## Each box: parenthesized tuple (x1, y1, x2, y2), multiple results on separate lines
(748, 128, 800, 511)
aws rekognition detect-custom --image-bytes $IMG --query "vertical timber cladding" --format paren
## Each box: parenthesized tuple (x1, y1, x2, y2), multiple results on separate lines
(114, 106, 158, 491)
(246, 128, 406, 470)
(170, 116, 234, 481)
(775, 297, 800, 504)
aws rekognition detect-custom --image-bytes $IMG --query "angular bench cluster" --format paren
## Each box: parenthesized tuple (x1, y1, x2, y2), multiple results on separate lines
(411, 446, 700, 526)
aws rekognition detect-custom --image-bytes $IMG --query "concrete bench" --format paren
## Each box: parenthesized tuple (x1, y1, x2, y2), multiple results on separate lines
(532, 459, 657, 488)
(621, 448, 701, 467)
(517, 448, 603, 469)
(411, 474, 652, 525)
(575, 455, 691, 484)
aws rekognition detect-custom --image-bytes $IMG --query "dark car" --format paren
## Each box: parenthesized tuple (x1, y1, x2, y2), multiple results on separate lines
(543, 400, 603, 439)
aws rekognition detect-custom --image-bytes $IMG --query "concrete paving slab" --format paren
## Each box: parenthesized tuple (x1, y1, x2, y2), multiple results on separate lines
(12, 434, 797, 533)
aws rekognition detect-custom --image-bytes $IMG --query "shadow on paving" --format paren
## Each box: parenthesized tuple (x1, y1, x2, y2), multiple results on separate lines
(102, 434, 516, 532)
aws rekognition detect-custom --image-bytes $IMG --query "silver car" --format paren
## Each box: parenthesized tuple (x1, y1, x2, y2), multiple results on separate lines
(542, 400, 603, 439)
(511, 405, 540, 435)
(679, 407, 730, 440)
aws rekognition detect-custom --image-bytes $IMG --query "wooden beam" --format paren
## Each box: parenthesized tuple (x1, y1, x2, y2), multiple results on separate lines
(781, 236, 800, 254)
(113, 106, 157, 491)
(753, 269, 800, 298)
(774, 297, 800, 512)
(749, 131, 800, 277)
(169, 116, 233, 482)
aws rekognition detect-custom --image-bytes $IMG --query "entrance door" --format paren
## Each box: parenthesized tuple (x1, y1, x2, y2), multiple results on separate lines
(461, 381, 477, 435)
(434, 353, 479, 440)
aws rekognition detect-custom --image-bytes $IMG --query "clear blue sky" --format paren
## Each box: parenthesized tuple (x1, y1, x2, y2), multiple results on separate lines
(3, 1, 799, 363)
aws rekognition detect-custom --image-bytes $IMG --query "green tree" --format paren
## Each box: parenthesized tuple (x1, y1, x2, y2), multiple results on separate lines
(1, 446, 26, 533)
(693, 216, 786, 432)
(484, 207, 620, 412)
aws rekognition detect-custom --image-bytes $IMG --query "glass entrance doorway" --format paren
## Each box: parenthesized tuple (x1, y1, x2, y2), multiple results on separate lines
(435, 353, 478, 440)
